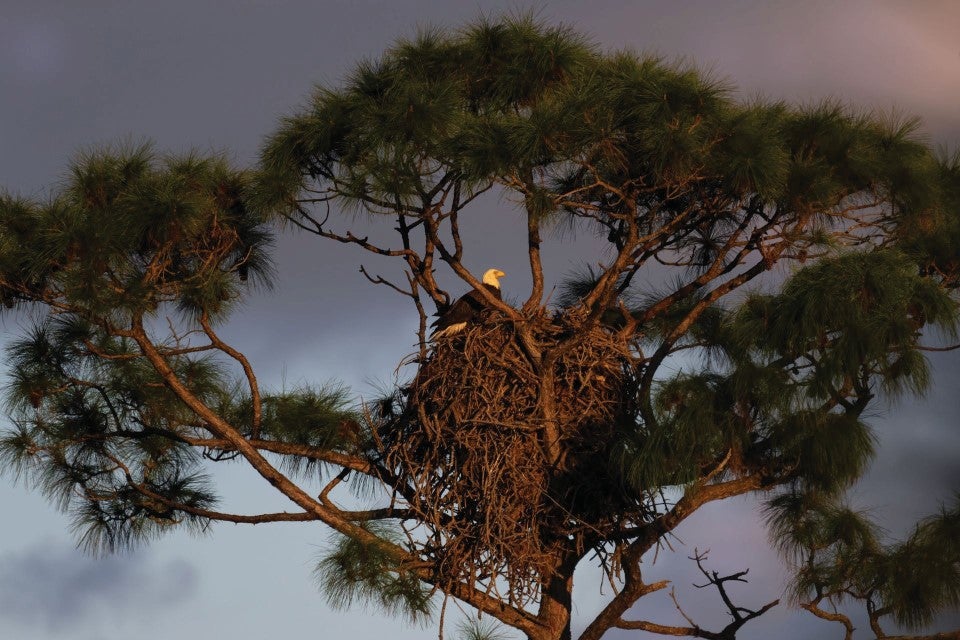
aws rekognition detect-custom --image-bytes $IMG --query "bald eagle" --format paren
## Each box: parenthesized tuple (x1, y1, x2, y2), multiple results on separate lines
(430, 268, 505, 340)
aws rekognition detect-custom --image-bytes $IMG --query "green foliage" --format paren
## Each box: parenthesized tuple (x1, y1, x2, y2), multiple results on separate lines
(765, 411, 875, 493)
(0, 144, 282, 552)
(314, 521, 433, 625)
(0, 315, 223, 551)
(879, 500, 960, 628)
(258, 384, 365, 478)
(0, 143, 273, 319)
(456, 617, 512, 640)
(767, 491, 960, 630)
(896, 148, 960, 288)
(610, 247, 954, 496)
(734, 250, 956, 398)
(254, 15, 598, 216)
(709, 101, 790, 199)
(259, 384, 355, 446)
(71, 471, 216, 555)
(614, 359, 793, 491)
(0, 303, 377, 548)
(253, 12, 947, 254)
(253, 16, 742, 216)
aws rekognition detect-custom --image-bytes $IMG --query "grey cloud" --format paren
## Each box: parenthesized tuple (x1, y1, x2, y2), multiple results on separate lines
(0, 540, 197, 633)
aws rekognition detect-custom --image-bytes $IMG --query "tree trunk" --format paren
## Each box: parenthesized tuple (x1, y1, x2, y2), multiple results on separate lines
(530, 553, 578, 640)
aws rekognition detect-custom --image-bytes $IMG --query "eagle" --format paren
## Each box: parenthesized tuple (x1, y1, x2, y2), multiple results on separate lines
(430, 268, 505, 340)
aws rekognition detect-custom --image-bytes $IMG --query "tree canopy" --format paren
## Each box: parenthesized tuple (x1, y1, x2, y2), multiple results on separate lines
(1, 16, 958, 640)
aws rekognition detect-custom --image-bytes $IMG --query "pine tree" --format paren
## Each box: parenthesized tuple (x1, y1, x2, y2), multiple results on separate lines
(2, 16, 958, 640)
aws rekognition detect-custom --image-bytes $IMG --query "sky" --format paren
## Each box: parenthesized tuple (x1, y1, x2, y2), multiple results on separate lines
(1, 1, 959, 639)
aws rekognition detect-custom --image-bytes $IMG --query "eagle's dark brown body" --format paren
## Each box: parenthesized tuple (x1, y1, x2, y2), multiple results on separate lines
(431, 269, 504, 339)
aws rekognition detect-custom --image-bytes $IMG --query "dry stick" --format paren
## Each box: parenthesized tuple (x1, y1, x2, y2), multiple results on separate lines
(917, 343, 960, 352)
(438, 593, 448, 640)
(670, 588, 699, 628)
(358, 265, 416, 299)
(611, 560, 778, 639)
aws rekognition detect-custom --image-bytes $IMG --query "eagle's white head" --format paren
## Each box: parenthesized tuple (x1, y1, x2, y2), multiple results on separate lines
(482, 268, 506, 289)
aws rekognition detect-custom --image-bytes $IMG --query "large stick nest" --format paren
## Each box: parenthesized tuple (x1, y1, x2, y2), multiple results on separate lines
(377, 312, 645, 604)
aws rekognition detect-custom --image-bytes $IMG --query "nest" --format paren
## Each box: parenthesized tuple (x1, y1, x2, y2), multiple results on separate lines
(378, 312, 642, 604)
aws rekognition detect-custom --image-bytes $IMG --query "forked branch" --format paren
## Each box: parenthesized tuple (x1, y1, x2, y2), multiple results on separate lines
(612, 551, 778, 640)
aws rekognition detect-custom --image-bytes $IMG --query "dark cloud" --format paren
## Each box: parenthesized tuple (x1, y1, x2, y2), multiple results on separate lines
(0, 540, 197, 633)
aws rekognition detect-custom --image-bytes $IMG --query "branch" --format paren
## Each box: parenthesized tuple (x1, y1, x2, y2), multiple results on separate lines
(689, 549, 780, 635)
(141, 494, 319, 524)
(119, 428, 376, 476)
(801, 600, 855, 640)
(611, 554, 779, 640)
(630, 211, 774, 431)
(199, 312, 262, 439)
(129, 317, 541, 636)
(518, 170, 546, 314)
(635, 475, 771, 556)
(294, 203, 417, 258)
(421, 214, 521, 322)
(916, 343, 960, 352)
(691, 551, 748, 620)
(94, 451, 321, 527)
(579, 475, 773, 640)
(614, 617, 720, 638)
(130, 318, 409, 547)
(359, 265, 416, 299)
(578, 539, 669, 640)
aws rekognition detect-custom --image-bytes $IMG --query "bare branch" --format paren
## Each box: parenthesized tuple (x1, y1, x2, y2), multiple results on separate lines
(294, 204, 417, 258)
(359, 265, 417, 299)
